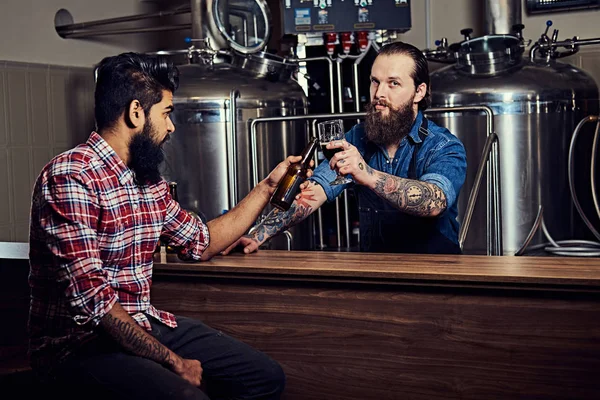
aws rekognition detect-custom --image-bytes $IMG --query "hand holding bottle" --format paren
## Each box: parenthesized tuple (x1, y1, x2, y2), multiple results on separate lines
(269, 138, 318, 211)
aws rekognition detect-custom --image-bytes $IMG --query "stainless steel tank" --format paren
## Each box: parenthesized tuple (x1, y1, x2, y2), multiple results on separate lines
(159, 0, 313, 250)
(161, 55, 313, 250)
(429, 35, 599, 255)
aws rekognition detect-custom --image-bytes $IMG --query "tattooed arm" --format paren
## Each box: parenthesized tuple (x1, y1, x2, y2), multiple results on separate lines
(325, 139, 447, 217)
(222, 181, 328, 254)
(100, 303, 202, 386)
(369, 171, 447, 217)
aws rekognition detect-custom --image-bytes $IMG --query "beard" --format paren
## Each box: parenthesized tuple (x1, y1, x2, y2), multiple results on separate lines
(128, 119, 169, 186)
(364, 96, 416, 147)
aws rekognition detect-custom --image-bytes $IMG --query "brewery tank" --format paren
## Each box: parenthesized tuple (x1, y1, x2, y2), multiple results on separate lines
(428, 34, 599, 255)
(162, 54, 312, 250)
(160, 0, 313, 250)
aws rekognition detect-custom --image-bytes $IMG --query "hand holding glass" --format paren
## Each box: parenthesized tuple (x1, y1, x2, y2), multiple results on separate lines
(318, 119, 353, 185)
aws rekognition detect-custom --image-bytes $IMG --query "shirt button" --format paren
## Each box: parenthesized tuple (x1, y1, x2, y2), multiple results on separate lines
(132, 203, 139, 209)
(142, 296, 148, 302)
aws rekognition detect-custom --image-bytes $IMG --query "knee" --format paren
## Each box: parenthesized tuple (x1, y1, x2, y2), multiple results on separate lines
(260, 358, 286, 398)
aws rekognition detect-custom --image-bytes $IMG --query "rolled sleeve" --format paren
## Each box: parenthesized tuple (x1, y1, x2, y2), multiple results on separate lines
(421, 139, 467, 209)
(308, 161, 348, 202)
(160, 186, 210, 261)
(421, 173, 456, 209)
(41, 174, 117, 327)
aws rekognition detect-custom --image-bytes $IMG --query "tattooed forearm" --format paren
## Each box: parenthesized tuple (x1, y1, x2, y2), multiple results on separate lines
(373, 173, 447, 217)
(251, 183, 317, 243)
(102, 311, 175, 368)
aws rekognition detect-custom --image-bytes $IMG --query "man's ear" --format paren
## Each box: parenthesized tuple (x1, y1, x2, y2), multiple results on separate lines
(414, 83, 427, 105)
(125, 100, 144, 129)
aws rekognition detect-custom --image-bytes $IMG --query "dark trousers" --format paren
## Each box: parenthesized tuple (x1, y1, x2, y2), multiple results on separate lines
(52, 315, 285, 400)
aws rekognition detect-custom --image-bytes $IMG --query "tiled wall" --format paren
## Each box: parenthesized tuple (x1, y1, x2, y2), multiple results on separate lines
(0, 61, 95, 242)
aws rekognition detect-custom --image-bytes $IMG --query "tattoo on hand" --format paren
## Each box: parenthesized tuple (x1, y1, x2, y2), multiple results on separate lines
(373, 175, 446, 216)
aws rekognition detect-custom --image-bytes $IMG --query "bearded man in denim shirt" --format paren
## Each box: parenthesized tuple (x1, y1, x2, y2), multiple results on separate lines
(226, 41, 467, 255)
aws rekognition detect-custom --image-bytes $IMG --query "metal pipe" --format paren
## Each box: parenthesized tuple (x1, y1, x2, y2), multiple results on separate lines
(568, 115, 600, 241)
(283, 230, 293, 251)
(531, 37, 600, 60)
(492, 141, 503, 254)
(457, 132, 498, 249)
(59, 24, 190, 38)
(551, 37, 600, 48)
(227, 12, 249, 46)
(335, 60, 344, 115)
(514, 205, 543, 256)
(302, 57, 336, 128)
(529, 43, 540, 61)
(484, 0, 521, 35)
(253, 15, 258, 46)
(251, 106, 501, 255)
(352, 64, 361, 122)
(243, 16, 248, 47)
(250, 112, 366, 187)
(425, 0, 432, 48)
(191, 0, 203, 41)
(250, 112, 363, 250)
(310, 119, 325, 250)
(591, 119, 600, 222)
(426, 105, 501, 256)
(301, 56, 336, 248)
(334, 59, 350, 249)
(55, 6, 190, 35)
(228, 89, 240, 210)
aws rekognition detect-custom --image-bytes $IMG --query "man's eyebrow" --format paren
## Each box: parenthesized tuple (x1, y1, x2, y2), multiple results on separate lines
(387, 76, 403, 82)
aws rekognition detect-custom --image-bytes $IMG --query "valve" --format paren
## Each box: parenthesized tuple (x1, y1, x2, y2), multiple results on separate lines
(357, 31, 369, 52)
(460, 28, 473, 41)
(340, 32, 353, 54)
(325, 32, 338, 56)
(512, 23, 525, 40)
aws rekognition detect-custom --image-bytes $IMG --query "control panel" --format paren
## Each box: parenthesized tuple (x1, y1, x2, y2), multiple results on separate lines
(281, 0, 411, 34)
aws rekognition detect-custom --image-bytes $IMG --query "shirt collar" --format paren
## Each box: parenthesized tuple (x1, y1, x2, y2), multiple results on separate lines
(407, 110, 424, 144)
(87, 131, 135, 185)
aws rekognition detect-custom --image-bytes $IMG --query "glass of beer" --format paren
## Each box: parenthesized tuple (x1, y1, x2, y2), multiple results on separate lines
(318, 119, 353, 185)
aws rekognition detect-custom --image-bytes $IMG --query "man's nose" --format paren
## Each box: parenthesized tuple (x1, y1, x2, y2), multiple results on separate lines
(167, 117, 175, 133)
(374, 85, 387, 101)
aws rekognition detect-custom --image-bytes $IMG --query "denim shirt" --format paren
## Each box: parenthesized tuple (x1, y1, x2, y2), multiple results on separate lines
(309, 111, 467, 245)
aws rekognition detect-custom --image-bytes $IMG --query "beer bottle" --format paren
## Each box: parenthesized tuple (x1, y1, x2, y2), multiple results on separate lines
(166, 182, 179, 254)
(270, 138, 318, 211)
(168, 181, 178, 202)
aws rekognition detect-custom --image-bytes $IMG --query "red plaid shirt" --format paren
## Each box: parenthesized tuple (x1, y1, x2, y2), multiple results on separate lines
(28, 132, 209, 373)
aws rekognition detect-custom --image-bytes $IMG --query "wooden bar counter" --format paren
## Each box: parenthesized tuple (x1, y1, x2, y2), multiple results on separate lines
(151, 251, 600, 400)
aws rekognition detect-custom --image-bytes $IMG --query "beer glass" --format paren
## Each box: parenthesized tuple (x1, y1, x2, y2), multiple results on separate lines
(318, 119, 353, 185)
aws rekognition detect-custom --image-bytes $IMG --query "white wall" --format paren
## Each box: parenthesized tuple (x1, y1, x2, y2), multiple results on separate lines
(1, 0, 598, 67)
(0, 0, 159, 67)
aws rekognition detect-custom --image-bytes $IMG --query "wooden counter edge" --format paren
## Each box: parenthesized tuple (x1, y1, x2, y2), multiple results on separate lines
(153, 251, 600, 291)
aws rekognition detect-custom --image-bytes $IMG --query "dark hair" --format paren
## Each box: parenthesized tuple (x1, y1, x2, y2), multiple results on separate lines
(94, 52, 179, 131)
(377, 41, 430, 110)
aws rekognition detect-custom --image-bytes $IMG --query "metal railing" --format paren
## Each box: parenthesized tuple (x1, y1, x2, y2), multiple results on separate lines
(248, 105, 503, 255)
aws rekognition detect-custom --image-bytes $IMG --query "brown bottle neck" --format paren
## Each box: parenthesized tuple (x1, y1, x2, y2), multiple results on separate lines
(300, 138, 319, 166)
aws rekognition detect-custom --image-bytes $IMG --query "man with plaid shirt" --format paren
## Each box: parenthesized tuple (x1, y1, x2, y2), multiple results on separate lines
(28, 52, 300, 399)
